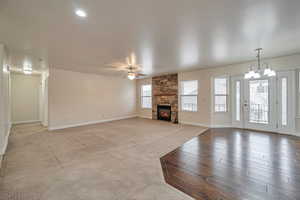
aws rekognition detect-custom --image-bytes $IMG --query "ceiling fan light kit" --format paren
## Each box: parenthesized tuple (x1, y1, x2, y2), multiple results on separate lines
(127, 72, 136, 80)
(244, 48, 276, 79)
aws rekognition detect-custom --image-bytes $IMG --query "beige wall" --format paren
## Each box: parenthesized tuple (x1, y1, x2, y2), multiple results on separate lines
(48, 68, 136, 130)
(137, 54, 300, 134)
(0, 44, 11, 155)
(11, 73, 41, 124)
(178, 70, 213, 127)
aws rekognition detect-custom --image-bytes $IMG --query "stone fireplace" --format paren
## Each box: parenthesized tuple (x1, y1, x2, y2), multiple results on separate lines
(152, 74, 178, 123)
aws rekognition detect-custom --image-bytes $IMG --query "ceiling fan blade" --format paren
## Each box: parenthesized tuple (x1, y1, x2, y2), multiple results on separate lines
(105, 62, 127, 67)
(104, 62, 132, 71)
(128, 67, 141, 72)
(131, 53, 136, 66)
(136, 73, 147, 77)
(104, 68, 126, 71)
(104, 66, 129, 71)
(126, 57, 131, 66)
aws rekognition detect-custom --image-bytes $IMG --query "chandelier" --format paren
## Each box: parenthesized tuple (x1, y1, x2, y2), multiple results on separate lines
(244, 48, 276, 79)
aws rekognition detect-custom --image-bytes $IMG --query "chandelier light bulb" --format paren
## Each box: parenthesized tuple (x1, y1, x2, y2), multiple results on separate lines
(264, 68, 271, 76)
(268, 70, 276, 77)
(253, 72, 261, 79)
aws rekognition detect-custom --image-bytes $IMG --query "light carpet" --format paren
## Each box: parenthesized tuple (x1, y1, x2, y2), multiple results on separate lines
(0, 118, 207, 200)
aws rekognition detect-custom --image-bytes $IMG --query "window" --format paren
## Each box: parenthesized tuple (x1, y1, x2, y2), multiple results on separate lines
(181, 80, 198, 112)
(141, 84, 152, 108)
(214, 77, 228, 112)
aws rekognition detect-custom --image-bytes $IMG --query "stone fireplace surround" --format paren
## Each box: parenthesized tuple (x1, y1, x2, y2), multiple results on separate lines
(152, 74, 178, 123)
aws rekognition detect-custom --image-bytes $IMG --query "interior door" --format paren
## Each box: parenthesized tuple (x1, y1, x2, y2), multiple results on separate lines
(243, 77, 277, 132)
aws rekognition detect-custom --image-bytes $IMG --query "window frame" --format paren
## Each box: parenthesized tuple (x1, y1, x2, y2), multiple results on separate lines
(141, 84, 152, 109)
(298, 70, 300, 93)
(213, 76, 229, 113)
(180, 80, 198, 112)
(297, 70, 300, 119)
(281, 77, 288, 126)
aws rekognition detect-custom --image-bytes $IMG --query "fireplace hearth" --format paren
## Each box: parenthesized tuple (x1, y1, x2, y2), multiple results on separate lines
(157, 105, 171, 121)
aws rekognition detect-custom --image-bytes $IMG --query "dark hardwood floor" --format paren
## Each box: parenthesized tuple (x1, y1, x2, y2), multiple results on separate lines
(160, 128, 300, 200)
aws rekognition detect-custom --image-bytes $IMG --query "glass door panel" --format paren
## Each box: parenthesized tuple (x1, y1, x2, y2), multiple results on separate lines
(249, 80, 269, 124)
(277, 71, 296, 133)
(231, 76, 244, 128)
(236, 81, 241, 121)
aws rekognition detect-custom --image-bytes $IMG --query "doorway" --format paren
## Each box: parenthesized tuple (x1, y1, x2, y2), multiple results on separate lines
(231, 70, 296, 133)
(11, 72, 48, 126)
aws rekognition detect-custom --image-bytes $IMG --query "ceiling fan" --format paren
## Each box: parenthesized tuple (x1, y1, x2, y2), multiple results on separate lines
(105, 53, 147, 80)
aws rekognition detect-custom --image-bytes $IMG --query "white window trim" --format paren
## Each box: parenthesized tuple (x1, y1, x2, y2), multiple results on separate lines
(180, 80, 198, 112)
(298, 70, 300, 93)
(213, 76, 229, 113)
(141, 84, 152, 109)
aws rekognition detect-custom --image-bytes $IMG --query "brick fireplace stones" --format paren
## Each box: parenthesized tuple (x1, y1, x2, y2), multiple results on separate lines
(152, 74, 178, 123)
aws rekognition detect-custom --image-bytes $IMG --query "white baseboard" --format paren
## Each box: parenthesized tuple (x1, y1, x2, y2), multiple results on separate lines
(48, 115, 137, 131)
(1, 133, 9, 155)
(0, 123, 11, 155)
(13, 120, 41, 125)
(179, 121, 300, 137)
(137, 115, 152, 119)
(179, 121, 210, 128)
(210, 124, 233, 128)
(231, 125, 300, 137)
(276, 130, 300, 137)
(42, 121, 48, 127)
(180, 121, 232, 128)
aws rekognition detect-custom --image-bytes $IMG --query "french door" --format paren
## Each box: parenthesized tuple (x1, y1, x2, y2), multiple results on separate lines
(231, 71, 295, 133)
(244, 77, 276, 132)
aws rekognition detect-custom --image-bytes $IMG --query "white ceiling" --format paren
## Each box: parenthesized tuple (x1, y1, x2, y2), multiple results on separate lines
(1, 0, 300, 75)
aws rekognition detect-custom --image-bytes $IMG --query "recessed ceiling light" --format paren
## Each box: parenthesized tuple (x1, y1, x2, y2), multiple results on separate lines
(75, 9, 87, 18)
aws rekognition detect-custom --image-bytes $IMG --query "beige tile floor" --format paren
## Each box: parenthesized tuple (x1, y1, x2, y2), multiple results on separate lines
(0, 118, 207, 200)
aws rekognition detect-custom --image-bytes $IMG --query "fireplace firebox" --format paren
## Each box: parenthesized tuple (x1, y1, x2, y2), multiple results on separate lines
(157, 105, 171, 121)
